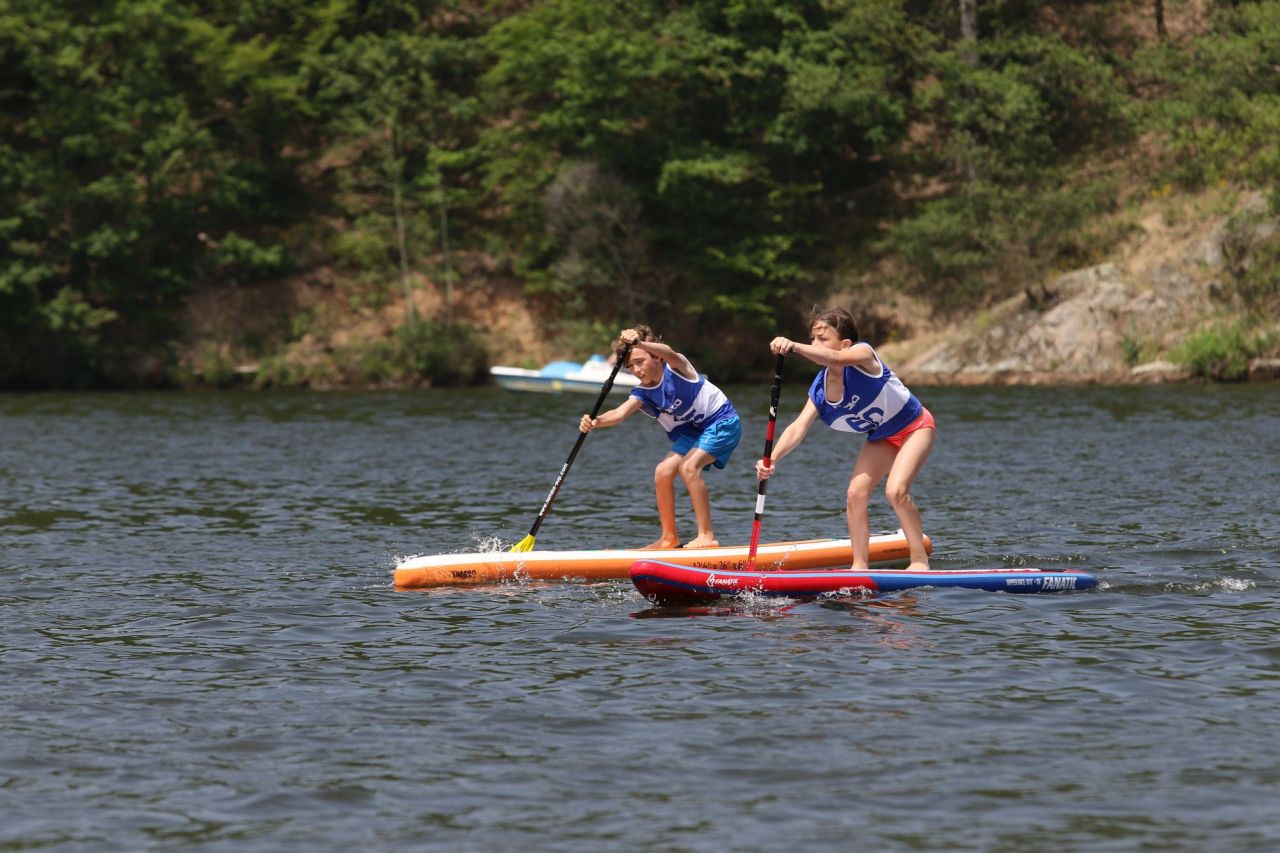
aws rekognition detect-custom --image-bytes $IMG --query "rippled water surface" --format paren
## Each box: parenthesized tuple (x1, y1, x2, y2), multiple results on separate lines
(3, 385, 1278, 851)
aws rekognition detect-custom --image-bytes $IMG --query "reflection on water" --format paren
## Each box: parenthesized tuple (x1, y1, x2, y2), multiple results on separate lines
(2, 385, 1278, 851)
(635, 592, 927, 650)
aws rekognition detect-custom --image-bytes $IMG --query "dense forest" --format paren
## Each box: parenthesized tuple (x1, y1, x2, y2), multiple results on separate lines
(2, 0, 1278, 388)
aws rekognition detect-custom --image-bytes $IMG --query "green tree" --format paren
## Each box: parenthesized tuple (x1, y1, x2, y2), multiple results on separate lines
(480, 0, 930, 342)
(307, 2, 488, 331)
(890, 21, 1128, 308)
(0, 0, 309, 387)
(1137, 1, 1280, 191)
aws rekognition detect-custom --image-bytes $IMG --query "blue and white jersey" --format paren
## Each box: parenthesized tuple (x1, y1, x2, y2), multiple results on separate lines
(808, 346, 922, 441)
(631, 364, 737, 442)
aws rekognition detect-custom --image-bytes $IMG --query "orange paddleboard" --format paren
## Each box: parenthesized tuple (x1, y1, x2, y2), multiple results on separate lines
(394, 531, 930, 590)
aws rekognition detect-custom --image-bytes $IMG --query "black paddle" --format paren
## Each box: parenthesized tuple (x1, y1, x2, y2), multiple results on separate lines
(746, 353, 785, 571)
(510, 344, 633, 552)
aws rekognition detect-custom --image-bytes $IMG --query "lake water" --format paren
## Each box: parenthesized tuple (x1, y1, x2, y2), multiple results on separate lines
(2, 384, 1278, 851)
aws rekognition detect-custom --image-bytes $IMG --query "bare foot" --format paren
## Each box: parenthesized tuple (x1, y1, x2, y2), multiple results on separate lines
(683, 535, 720, 549)
(849, 564, 870, 572)
(906, 561, 931, 572)
(641, 537, 681, 550)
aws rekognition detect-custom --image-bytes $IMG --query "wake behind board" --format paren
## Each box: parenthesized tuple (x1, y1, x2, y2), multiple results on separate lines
(630, 559, 1097, 604)
(394, 531, 929, 590)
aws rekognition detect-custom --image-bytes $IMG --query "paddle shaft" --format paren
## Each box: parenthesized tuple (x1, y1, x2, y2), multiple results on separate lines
(524, 344, 632, 540)
(746, 353, 785, 571)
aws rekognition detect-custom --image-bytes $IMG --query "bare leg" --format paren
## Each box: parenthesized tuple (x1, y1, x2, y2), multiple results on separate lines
(884, 428, 935, 570)
(644, 453, 682, 549)
(847, 441, 896, 570)
(679, 449, 720, 548)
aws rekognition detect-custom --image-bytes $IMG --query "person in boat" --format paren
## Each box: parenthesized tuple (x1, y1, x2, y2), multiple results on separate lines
(755, 307, 935, 571)
(580, 326, 742, 550)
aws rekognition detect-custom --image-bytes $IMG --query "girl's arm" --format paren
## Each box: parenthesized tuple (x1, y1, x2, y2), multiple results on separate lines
(769, 337, 880, 373)
(755, 400, 820, 479)
(580, 396, 643, 433)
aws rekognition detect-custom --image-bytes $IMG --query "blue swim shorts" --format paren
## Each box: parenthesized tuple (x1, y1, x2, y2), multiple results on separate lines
(671, 415, 743, 471)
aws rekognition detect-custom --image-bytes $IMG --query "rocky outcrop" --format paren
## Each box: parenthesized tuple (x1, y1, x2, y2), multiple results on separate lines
(890, 192, 1276, 385)
(895, 262, 1212, 384)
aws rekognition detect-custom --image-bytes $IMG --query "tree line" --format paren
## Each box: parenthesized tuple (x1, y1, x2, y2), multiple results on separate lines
(2, 0, 1277, 388)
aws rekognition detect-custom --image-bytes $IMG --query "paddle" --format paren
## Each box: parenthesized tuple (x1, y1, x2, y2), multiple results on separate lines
(510, 344, 633, 552)
(746, 353, 785, 572)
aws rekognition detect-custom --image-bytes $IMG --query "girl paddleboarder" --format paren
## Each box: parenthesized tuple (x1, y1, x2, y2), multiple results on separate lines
(755, 308, 935, 571)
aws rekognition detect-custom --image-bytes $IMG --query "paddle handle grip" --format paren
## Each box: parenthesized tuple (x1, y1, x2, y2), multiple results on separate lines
(746, 354, 785, 572)
(526, 344, 632, 538)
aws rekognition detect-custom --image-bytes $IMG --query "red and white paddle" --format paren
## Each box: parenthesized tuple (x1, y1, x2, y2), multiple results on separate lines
(746, 354, 785, 572)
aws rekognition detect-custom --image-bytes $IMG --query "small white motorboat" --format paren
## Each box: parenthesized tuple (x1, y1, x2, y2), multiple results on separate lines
(489, 354, 640, 394)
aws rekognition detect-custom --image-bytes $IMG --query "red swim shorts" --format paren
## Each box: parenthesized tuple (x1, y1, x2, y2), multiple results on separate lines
(876, 407, 936, 449)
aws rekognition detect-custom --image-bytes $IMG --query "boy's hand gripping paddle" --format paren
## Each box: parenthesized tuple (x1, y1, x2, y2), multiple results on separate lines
(510, 344, 632, 553)
(746, 354, 785, 571)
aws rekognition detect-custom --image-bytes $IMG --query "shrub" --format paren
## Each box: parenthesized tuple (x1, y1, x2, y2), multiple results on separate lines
(1234, 237, 1280, 311)
(1172, 324, 1252, 381)
(395, 321, 488, 386)
(1121, 332, 1143, 367)
(210, 233, 292, 282)
(889, 176, 1116, 311)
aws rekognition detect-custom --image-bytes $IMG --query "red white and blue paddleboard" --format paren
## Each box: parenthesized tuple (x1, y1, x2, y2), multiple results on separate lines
(630, 559, 1097, 605)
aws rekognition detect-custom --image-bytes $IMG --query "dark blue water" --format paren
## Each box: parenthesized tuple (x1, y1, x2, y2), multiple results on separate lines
(3, 385, 1278, 851)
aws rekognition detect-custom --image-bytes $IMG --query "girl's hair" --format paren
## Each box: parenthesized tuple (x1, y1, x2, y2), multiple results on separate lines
(809, 307, 859, 342)
(613, 325, 659, 359)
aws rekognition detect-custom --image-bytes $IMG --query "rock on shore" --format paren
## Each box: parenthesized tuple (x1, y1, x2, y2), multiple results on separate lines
(888, 192, 1276, 385)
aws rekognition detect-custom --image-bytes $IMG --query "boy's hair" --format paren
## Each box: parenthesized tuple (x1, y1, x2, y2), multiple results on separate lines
(809, 307, 859, 343)
(613, 325, 659, 359)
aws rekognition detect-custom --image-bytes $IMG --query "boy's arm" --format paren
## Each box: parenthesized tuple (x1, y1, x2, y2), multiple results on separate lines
(580, 396, 643, 432)
(633, 339, 698, 381)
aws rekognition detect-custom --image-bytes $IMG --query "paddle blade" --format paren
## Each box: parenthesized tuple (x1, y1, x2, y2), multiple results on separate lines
(510, 533, 536, 553)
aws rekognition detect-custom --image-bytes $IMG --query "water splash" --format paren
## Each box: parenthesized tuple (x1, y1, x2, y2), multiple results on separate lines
(732, 589, 799, 613)
(473, 533, 507, 553)
(1159, 576, 1258, 594)
(1217, 577, 1256, 592)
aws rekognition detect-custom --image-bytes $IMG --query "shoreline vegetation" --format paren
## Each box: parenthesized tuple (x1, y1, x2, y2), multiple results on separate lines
(3, 2, 1278, 391)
